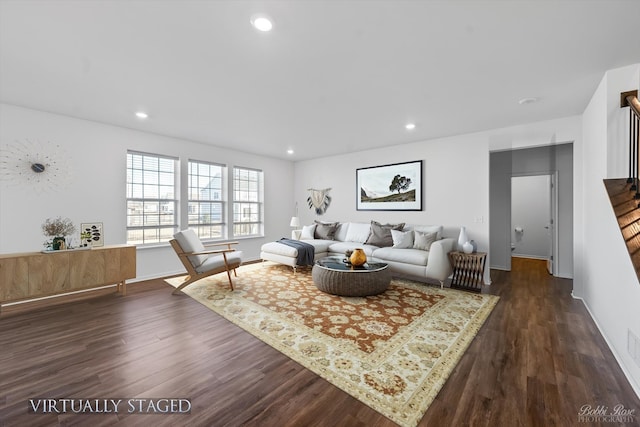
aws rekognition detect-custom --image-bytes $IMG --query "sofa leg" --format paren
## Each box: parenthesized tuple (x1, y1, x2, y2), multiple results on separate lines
(439, 280, 444, 289)
(293, 266, 297, 275)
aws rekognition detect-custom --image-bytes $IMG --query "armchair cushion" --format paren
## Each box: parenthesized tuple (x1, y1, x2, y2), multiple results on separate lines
(174, 229, 207, 268)
(195, 251, 243, 274)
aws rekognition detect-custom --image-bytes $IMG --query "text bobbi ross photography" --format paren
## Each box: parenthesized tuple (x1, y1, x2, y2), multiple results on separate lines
(577, 403, 636, 423)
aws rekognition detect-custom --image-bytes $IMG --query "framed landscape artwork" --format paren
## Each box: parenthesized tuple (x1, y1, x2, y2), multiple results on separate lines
(356, 160, 423, 211)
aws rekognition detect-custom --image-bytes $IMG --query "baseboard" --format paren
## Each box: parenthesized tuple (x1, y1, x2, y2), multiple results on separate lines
(571, 293, 640, 399)
(511, 254, 548, 260)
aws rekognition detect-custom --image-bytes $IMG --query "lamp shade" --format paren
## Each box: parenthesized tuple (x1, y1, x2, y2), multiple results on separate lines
(289, 216, 301, 228)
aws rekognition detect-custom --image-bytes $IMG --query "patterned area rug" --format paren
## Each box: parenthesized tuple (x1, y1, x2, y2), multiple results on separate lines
(165, 263, 499, 427)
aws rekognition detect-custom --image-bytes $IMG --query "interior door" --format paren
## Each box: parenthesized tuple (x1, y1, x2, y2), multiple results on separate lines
(511, 174, 556, 272)
(546, 172, 559, 275)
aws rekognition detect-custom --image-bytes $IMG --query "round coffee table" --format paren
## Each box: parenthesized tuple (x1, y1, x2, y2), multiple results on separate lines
(312, 256, 391, 296)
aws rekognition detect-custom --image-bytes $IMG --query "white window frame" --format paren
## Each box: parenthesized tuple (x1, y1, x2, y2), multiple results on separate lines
(232, 166, 264, 238)
(126, 151, 178, 245)
(188, 160, 226, 240)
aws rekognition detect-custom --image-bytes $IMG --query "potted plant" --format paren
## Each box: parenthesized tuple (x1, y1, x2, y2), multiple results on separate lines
(42, 217, 76, 250)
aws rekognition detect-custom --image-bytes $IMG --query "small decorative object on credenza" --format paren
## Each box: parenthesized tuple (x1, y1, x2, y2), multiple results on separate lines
(462, 241, 474, 254)
(80, 222, 103, 247)
(41, 216, 76, 250)
(349, 248, 367, 266)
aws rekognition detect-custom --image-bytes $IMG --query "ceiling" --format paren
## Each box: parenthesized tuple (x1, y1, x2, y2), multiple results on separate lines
(1, 1, 639, 161)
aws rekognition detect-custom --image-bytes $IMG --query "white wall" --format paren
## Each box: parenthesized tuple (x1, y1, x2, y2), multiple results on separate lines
(511, 175, 551, 259)
(576, 63, 640, 395)
(294, 118, 580, 285)
(0, 104, 295, 280)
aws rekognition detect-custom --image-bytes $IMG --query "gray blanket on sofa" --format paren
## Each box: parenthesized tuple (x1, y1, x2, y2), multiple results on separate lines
(278, 238, 315, 266)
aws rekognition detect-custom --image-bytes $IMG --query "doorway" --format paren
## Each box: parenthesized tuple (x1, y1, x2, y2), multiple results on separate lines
(511, 173, 558, 274)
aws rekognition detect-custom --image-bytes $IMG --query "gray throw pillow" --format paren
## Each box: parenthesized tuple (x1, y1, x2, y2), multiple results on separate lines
(365, 221, 405, 247)
(314, 220, 339, 240)
(413, 230, 437, 251)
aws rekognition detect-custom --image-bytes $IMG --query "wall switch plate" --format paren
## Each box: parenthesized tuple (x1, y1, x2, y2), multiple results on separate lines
(629, 329, 640, 368)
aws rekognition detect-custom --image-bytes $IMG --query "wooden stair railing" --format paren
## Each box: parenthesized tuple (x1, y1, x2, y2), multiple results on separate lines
(604, 90, 640, 281)
(622, 90, 640, 202)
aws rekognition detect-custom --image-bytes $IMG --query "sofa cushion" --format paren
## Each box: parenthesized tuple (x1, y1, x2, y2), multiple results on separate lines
(261, 241, 298, 256)
(391, 229, 414, 249)
(314, 220, 339, 239)
(328, 242, 379, 257)
(413, 230, 437, 251)
(372, 247, 429, 266)
(344, 222, 371, 243)
(304, 239, 334, 253)
(300, 224, 316, 240)
(366, 221, 405, 247)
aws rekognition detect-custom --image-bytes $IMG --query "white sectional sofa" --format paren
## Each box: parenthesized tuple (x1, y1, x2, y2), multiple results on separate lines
(260, 221, 456, 287)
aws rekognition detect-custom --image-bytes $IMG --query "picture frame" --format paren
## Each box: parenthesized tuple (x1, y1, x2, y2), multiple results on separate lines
(356, 160, 423, 211)
(80, 222, 104, 247)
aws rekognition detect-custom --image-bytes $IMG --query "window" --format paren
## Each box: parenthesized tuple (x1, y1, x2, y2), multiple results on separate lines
(126, 152, 177, 245)
(233, 167, 263, 237)
(188, 160, 225, 240)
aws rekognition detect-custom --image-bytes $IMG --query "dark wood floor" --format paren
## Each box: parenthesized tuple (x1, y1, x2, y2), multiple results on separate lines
(1, 258, 639, 426)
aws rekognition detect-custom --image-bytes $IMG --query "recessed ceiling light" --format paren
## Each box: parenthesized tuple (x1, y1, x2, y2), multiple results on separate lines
(405, 123, 416, 130)
(251, 15, 273, 32)
(518, 97, 539, 105)
(135, 111, 148, 119)
(287, 149, 294, 155)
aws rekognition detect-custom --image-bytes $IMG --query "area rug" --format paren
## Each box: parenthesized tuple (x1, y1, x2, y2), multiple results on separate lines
(165, 263, 499, 427)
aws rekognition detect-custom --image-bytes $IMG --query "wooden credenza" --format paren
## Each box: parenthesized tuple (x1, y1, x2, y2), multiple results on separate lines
(0, 245, 136, 308)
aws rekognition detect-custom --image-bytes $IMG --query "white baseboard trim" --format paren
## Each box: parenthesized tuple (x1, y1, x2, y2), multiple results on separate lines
(571, 292, 640, 399)
(511, 254, 549, 260)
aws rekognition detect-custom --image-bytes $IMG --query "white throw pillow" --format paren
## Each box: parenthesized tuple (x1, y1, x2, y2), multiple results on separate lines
(334, 223, 349, 241)
(344, 222, 371, 243)
(300, 224, 316, 240)
(391, 229, 414, 249)
(413, 230, 437, 251)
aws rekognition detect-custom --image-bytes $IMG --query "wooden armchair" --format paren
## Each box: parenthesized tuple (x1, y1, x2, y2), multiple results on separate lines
(170, 229, 243, 295)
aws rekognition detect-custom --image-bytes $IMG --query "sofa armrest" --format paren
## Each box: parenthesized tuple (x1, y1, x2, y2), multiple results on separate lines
(425, 238, 455, 282)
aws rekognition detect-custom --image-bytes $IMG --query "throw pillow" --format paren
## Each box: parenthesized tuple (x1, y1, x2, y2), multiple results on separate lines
(365, 221, 405, 247)
(314, 220, 339, 240)
(391, 229, 414, 249)
(300, 224, 316, 240)
(413, 230, 437, 251)
(412, 225, 443, 240)
(344, 222, 372, 243)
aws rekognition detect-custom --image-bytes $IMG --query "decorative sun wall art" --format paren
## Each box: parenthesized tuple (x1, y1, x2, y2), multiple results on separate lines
(0, 139, 71, 193)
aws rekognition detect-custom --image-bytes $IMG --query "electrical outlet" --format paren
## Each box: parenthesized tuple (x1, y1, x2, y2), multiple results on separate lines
(629, 329, 640, 368)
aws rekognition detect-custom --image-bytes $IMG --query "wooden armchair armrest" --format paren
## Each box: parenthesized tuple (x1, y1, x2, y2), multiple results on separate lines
(203, 241, 239, 250)
(185, 248, 236, 256)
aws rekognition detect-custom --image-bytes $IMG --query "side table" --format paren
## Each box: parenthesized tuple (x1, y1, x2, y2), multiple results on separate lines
(448, 251, 487, 293)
